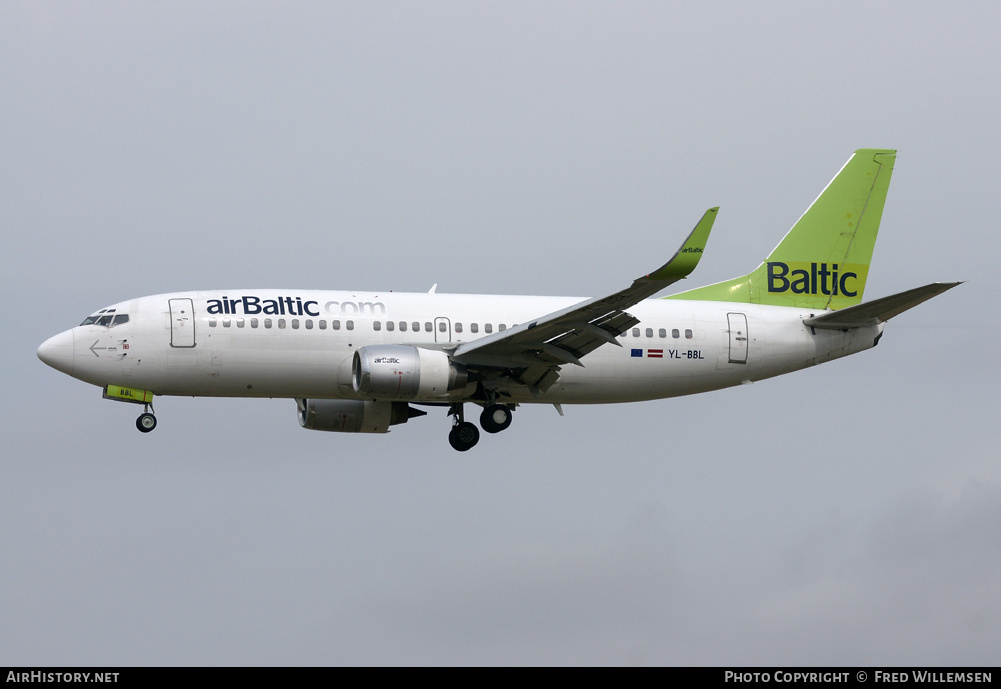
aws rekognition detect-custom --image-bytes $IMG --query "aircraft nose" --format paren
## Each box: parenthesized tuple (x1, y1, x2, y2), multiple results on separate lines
(37, 329, 75, 375)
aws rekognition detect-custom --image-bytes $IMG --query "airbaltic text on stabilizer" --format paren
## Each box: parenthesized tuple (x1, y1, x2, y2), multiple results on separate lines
(767, 262, 859, 296)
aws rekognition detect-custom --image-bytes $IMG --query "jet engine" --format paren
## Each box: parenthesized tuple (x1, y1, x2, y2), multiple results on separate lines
(352, 345, 470, 400)
(297, 398, 425, 433)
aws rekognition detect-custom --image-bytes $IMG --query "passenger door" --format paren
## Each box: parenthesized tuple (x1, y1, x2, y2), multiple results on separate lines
(169, 298, 196, 348)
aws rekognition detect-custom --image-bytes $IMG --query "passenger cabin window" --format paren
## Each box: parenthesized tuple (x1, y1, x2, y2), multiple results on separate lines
(223, 318, 231, 327)
(399, 321, 407, 332)
(485, 324, 493, 334)
(632, 328, 640, 337)
(455, 323, 463, 333)
(278, 319, 286, 329)
(318, 320, 326, 330)
(659, 328, 666, 338)
(373, 321, 382, 331)
(499, 324, 506, 331)
(305, 319, 313, 329)
(424, 322, 432, 332)
(645, 328, 653, 338)
(386, 321, 394, 332)
(346, 321, 354, 330)
(209, 318, 218, 327)
(332, 320, 340, 330)
(672, 329, 680, 339)
(471, 323, 479, 333)
(685, 329, 693, 339)
(291, 319, 299, 329)
(251, 318, 259, 328)
(265, 318, 272, 328)
(237, 318, 245, 328)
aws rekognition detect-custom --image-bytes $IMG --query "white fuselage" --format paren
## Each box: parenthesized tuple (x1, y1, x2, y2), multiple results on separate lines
(41, 289, 882, 405)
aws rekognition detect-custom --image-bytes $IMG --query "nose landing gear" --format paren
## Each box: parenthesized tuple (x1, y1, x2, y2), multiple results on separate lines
(135, 402, 157, 433)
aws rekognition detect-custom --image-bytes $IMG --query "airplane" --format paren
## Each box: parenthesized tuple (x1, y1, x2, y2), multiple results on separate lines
(37, 149, 959, 451)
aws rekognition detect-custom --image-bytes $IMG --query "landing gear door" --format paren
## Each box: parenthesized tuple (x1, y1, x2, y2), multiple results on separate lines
(169, 298, 196, 348)
(727, 312, 748, 364)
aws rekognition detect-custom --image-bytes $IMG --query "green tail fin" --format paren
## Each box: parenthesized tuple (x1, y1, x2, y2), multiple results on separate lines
(668, 149, 896, 310)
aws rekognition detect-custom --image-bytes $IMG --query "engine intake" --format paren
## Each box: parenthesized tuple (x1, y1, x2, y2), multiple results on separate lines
(297, 399, 425, 433)
(352, 345, 469, 400)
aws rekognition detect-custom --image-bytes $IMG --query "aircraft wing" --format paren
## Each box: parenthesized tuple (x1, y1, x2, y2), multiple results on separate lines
(451, 208, 718, 390)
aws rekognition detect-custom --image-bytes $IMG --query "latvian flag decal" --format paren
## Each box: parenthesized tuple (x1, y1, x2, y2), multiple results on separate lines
(631, 349, 663, 358)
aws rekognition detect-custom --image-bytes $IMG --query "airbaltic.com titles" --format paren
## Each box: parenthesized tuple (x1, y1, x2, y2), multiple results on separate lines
(724, 671, 991, 683)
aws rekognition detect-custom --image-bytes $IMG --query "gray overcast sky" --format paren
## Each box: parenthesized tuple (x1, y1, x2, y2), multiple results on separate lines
(2, 1, 998, 666)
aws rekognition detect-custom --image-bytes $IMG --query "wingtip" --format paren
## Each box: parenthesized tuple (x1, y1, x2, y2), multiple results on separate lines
(643, 208, 718, 282)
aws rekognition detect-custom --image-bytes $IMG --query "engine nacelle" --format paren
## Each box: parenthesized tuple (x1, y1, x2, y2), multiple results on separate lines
(297, 398, 424, 433)
(352, 345, 470, 401)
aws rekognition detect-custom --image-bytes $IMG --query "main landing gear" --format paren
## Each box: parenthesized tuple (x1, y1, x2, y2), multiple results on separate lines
(479, 404, 512, 433)
(447, 402, 514, 451)
(448, 419, 480, 452)
(135, 402, 157, 433)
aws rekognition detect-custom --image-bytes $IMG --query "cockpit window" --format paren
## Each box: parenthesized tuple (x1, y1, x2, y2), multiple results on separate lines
(80, 310, 129, 327)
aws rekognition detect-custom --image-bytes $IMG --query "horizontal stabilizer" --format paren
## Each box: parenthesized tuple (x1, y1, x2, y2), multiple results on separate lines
(803, 282, 961, 330)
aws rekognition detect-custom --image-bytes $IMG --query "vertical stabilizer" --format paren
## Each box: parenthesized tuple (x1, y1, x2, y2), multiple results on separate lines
(669, 149, 895, 310)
